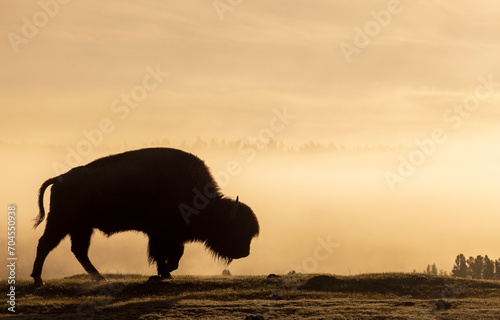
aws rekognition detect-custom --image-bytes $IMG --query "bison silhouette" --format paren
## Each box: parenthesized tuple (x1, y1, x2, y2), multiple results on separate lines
(31, 148, 259, 286)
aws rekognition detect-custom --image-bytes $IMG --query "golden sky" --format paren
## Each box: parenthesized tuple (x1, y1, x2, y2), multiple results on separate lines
(2, 0, 500, 146)
(1, 1, 500, 278)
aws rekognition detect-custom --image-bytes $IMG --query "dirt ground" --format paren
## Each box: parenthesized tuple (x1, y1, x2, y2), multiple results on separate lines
(1, 274, 499, 319)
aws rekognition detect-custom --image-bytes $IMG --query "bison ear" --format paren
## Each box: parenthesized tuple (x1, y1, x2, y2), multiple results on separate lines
(230, 196, 239, 219)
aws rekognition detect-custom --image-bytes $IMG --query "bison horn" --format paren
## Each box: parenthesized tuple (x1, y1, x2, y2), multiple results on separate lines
(230, 196, 239, 219)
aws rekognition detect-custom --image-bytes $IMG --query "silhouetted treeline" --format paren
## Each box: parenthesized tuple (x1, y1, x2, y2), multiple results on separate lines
(146, 137, 407, 154)
(420, 263, 448, 276)
(0, 138, 410, 155)
(451, 254, 500, 279)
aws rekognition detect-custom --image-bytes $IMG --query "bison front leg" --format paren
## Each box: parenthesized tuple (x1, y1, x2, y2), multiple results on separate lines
(165, 243, 184, 274)
(147, 236, 170, 280)
(155, 243, 184, 279)
(147, 236, 184, 281)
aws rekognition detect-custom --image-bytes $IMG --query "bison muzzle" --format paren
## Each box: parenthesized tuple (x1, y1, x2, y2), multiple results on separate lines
(31, 148, 259, 286)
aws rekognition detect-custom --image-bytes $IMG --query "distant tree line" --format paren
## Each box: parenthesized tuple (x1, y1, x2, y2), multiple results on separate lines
(144, 137, 409, 154)
(421, 263, 448, 276)
(451, 254, 500, 279)
(0, 138, 413, 154)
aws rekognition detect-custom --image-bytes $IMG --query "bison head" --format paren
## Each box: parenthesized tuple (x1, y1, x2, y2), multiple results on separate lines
(203, 197, 260, 264)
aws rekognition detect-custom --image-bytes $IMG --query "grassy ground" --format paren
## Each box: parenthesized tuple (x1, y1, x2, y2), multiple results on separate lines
(1, 273, 499, 319)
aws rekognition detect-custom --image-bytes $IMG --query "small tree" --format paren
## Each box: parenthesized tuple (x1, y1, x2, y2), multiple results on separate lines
(425, 263, 438, 275)
(483, 255, 495, 279)
(431, 263, 438, 275)
(495, 259, 500, 280)
(466, 256, 475, 278)
(452, 254, 468, 278)
(470, 255, 484, 279)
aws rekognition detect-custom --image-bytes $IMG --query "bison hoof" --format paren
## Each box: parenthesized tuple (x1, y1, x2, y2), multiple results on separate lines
(148, 273, 173, 282)
(161, 273, 173, 279)
(148, 275, 163, 282)
(92, 274, 107, 282)
(33, 279, 45, 287)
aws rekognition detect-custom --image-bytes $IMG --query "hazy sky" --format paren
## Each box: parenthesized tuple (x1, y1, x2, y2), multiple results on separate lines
(2, 1, 500, 278)
(3, 0, 500, 146)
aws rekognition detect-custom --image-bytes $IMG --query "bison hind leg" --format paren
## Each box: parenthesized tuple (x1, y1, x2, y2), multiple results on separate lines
(70, 228, 105, 281)
(31, 223, 68, 286)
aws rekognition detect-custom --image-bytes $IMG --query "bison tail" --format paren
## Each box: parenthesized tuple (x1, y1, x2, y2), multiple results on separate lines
(34, 177, 59, 229)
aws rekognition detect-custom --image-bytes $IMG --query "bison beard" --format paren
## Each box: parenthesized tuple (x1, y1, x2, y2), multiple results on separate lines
(31, 148, 259, 286)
